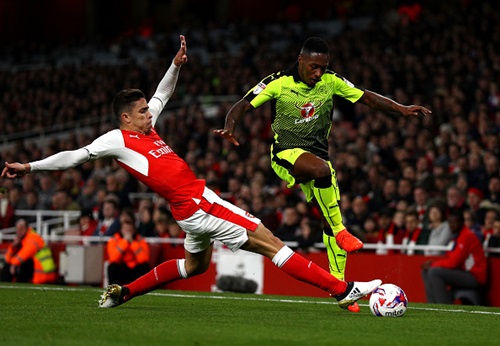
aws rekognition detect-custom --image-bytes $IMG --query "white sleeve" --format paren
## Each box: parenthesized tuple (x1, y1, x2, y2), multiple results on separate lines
(30, 148, 91, 172)
(29, 130, 123, 172)
(149, 61, 181, 126)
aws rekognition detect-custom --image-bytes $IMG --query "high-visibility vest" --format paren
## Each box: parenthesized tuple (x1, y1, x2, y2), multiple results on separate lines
(5, 228, 57, 284)
(107, 232, 150, 269)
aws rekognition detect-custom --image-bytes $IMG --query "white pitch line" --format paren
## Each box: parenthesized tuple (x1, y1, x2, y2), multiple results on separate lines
(2, 285, 500, 316)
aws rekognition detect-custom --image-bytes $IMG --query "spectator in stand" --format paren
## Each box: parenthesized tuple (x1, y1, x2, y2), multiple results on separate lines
(362, 216, 379, 244)
(411, 185, 429, 229)
(51, 189, 80, 212)
(421, 210, 488, 305)
(481, 209, 499, 249)
(463, 209, 483, 240)
(486, 217, 500, 257)
(137, 200, 156, 238)
(0, 219, 57, 284)
(369, 178, 399, 214)
(274, 206, 302, 244)
(37, 174, 56, 210)
(0, 186, 16, 229)
(465, 152, 488, 192)
(343, 195, 370, 242)
(466, 187, 486, 225)
(401, 210, 424, 255)
(397, 178, 414, 205)
(446, 185, 467, 215)
(78, 177, 99, 212)
(295, 217, 323, 253)
(414, 156, 433, 191)
(423, 203, 452, 256)
(16, 190, 42, 223)
(79, 209, 98, 237)
(106, 209, 150, 285)
(105, 172, 132, 209)
(154, 208, 186, 262)
(485, 176, 500, 205)
(93, 198, 121, 237)
(376, 209, 405, 255)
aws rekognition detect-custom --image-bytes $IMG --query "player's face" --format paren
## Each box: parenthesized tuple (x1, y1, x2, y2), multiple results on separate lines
(126, 98, 153, 134)
(298, 52, 329, 87)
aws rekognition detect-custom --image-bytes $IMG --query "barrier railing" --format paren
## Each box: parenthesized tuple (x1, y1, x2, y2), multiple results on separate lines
(1, 209, 499, 255)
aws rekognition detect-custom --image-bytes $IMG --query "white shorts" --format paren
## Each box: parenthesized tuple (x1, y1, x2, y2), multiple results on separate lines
(176, 187, 261, 253)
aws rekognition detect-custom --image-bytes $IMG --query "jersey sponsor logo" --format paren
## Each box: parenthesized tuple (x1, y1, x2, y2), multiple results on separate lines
(252, 82, 267, 95)
(294, 100, 323, 124)
(148, 139, 174, 158)
(129, 134, 140, 139)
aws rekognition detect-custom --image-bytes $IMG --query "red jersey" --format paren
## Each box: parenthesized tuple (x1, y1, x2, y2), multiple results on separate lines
(29, 62, 205, 220)
(85, 128, 205, 220)
(432, 226, 488, 284)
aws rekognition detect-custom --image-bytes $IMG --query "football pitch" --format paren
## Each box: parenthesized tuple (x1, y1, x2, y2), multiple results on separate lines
(1, 283, 499, 346)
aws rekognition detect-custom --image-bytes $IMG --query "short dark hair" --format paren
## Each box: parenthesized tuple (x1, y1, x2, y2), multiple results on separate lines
(300, 37, 329, 55)
(112, 88, 146, 123)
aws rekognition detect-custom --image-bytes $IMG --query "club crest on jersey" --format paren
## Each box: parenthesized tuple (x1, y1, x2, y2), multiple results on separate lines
(245, 211, 256, 218)
(252, 82, 267, 95)
(294, 101, 323, 124)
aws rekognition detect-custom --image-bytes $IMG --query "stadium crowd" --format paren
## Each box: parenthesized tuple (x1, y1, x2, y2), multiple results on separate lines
(1, 1, 500, 261)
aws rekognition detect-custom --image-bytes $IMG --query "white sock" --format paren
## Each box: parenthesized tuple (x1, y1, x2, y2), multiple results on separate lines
(272, 246, 294, 268)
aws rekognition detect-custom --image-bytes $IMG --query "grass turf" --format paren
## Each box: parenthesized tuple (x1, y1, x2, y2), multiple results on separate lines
(1, 283, 499, 346)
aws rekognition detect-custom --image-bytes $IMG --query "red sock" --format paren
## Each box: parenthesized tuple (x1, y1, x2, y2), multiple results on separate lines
(125, 259, 184, 299)
(275, 247, 347, 296)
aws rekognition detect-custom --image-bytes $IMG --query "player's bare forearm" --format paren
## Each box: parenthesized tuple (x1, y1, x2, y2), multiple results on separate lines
(359, 90, 431, 117)
(213, 99, 253, 146)
(224, 99, 251, 132)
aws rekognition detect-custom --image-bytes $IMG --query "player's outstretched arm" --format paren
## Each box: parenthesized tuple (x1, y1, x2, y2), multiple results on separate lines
(213, 99, 254, 146)
(358, 90, 432, 117)
(2, 148, 90, 179)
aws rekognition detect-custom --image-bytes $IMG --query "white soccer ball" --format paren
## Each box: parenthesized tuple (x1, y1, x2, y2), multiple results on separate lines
(369, 283, 408, 317)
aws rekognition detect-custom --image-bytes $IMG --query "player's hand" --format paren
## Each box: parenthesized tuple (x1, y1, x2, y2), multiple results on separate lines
(402, 105, 432, 117)
(1, 162, 30, 179)
(213, 129, 240, 146)
(173, 35, 188, 67)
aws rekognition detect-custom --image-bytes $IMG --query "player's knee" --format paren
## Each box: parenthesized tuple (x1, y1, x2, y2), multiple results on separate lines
(310, 161, 331, 179)
(314, 174, 332, 188)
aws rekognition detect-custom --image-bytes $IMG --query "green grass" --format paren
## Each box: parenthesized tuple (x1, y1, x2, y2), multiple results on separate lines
(0, 283, 499, 346)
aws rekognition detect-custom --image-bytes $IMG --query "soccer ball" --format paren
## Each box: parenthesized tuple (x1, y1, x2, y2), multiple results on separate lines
(369, 283, 408, 317)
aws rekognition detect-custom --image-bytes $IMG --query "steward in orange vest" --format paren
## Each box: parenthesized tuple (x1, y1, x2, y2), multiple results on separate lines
(1, 219, 57, 284)
(107, 209, 150, 285)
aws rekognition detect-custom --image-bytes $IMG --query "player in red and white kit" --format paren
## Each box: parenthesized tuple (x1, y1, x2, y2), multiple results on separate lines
(2, 35, 381, 309)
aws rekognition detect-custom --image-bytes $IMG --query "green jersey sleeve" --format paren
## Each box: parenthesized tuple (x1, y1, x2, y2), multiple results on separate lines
(331, 73, 364, 103)
(243, 73, 282, 108)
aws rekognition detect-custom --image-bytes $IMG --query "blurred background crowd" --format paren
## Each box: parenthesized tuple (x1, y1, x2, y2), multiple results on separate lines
(0, 0, 499, 256)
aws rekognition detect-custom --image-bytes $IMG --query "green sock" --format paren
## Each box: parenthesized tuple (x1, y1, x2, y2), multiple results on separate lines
(323, 232, 347, 280)
(312, 175, 345, 235)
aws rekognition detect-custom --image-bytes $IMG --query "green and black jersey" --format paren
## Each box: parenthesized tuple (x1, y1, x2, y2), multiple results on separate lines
(244, 66, 364, 160)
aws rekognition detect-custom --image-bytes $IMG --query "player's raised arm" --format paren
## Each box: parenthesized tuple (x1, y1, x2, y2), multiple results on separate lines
(173, 34, 188, 67)
(149, 35, 188, 125)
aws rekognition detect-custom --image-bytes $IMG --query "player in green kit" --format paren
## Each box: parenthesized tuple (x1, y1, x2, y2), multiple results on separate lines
(214, 37, 431, 312)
